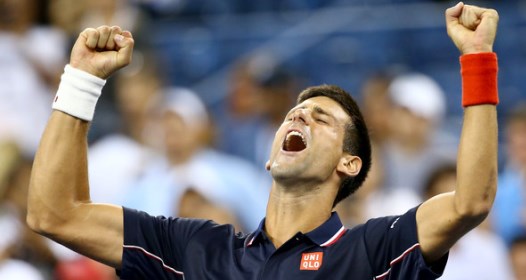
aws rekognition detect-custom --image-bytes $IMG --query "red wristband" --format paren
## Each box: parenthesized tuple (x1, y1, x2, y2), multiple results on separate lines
(460, 52, 498, 107)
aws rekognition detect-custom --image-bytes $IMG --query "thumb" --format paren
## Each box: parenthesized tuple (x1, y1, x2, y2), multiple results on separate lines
(114, 31, 134, 68)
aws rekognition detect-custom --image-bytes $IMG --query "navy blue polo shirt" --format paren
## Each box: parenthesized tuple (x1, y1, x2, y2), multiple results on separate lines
(118, 206, 447, 279)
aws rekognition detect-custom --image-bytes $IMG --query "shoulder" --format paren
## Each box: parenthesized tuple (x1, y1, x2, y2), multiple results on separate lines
(120, 208, 250, 278)
(363, 207, 417, 233)
(344, 208, 418, 243)
(123, 207, 248, 245)
(359, 208, 421, 261)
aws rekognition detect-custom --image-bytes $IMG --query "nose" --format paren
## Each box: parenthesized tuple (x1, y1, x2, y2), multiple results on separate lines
(291, 108, 308, 124)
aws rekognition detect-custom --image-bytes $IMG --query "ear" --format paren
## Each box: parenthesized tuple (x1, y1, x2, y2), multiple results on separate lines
(265, 160, 271, 171)
(336, 154, 361, 177)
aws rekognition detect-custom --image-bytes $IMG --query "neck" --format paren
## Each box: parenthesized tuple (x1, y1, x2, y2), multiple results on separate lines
(264, 181, 336, 248)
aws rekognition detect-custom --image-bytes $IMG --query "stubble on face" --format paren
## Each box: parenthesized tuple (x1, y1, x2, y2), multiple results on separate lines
(267, 96, 350, 188)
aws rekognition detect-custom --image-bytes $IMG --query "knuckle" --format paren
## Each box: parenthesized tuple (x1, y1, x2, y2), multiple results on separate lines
(97, 25, 111, 32)
(111, 26, 121, 34)
(82, 27, 97, 35)
(489, 9, 499, 18)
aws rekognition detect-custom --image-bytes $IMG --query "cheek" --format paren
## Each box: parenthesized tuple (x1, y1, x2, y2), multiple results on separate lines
(317, 130, 344, 158)
(269, 128, 286, 156)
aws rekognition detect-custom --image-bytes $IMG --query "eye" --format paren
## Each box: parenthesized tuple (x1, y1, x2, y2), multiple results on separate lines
(316, 118, 328, 124)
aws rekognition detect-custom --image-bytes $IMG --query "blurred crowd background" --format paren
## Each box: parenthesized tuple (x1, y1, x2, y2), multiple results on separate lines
(1, 0, 526, 279)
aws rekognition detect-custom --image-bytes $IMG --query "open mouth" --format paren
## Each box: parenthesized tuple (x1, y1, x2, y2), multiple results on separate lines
(282, 130, 307, 152)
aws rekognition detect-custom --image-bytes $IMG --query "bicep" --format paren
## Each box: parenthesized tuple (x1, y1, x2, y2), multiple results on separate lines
(416, 192, 472, 262)
(51, 203, 124, 268)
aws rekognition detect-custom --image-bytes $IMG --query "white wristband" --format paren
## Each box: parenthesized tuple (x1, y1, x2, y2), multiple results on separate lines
(52, 65, 106, 121)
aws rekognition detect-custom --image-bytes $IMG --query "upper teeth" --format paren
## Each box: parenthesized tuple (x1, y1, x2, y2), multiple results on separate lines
(287, 131, 306, 144)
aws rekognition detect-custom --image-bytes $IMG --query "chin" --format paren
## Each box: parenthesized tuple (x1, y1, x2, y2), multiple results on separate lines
(269, 161, 310, 183)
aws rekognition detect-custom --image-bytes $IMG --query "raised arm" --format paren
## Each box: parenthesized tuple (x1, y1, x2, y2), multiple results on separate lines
(27, 26, 134, 268)
(416, 3, 499, 262)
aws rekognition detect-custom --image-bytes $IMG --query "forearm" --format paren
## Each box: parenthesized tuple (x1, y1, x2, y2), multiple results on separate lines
(455, 105, 497, 219)
(454, 52, 499, 221)
(416, 82, 498, 262)
(27, 111, 91, 232)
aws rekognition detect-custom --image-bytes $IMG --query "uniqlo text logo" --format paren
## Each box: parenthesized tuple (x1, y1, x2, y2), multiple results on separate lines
(300, 252, 323, 270)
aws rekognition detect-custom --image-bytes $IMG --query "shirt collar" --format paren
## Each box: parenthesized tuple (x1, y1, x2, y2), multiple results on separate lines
(304, 212, 346, 247)
(247, 212, 346, 247)
(246, 218, 266, 247)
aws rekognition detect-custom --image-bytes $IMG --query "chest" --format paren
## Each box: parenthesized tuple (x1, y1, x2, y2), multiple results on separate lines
(181, 236, 373, 280)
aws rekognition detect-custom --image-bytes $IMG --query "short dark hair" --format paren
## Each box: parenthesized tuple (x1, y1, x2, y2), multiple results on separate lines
(297, 84, 372, 207)
(422, 163, 457, 199)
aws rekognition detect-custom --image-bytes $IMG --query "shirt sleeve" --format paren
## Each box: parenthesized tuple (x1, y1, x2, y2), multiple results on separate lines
(363, 206, 448, 280)
(117, 207, 215, 279)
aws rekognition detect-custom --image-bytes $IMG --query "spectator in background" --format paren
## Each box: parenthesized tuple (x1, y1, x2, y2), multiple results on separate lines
(123, 88, 267, 231)
(47, 0, 87, 38)
(0, 0, 67, 156)
(0, 254, 43, 280)
(510, 235, 526, 280)
(48, 0, 144, 41)
(88, 58, 162, 205)
(214, 54, 268, 164)
(0, 144, 116, 280)
(78, 0, 140, 34)
(48, 0, 154, 141)
(343, 72, 453, 221)
(215, 53, 300, 173)
(422, 164, 514, 280)
(382, 73, 457, 195)
(0, 145, 49, 280)
(360, 72, 394, 145)
(492, 103, 526, 245)
(336, 71, 421, 224)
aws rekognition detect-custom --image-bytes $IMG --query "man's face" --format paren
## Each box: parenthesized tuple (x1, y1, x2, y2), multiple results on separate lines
(266, 96, 351, 185)
(162, 111, 200, 163)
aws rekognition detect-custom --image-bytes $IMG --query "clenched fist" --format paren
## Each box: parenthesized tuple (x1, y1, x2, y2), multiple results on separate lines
(69, 26, 134, 79)
(446, 2, 499, 54)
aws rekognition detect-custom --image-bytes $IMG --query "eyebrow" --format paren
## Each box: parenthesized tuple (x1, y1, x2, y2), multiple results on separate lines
(312, 105, 333, 119)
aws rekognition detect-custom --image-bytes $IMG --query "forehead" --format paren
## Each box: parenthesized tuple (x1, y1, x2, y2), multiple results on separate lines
(294, 96, 351, 123)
